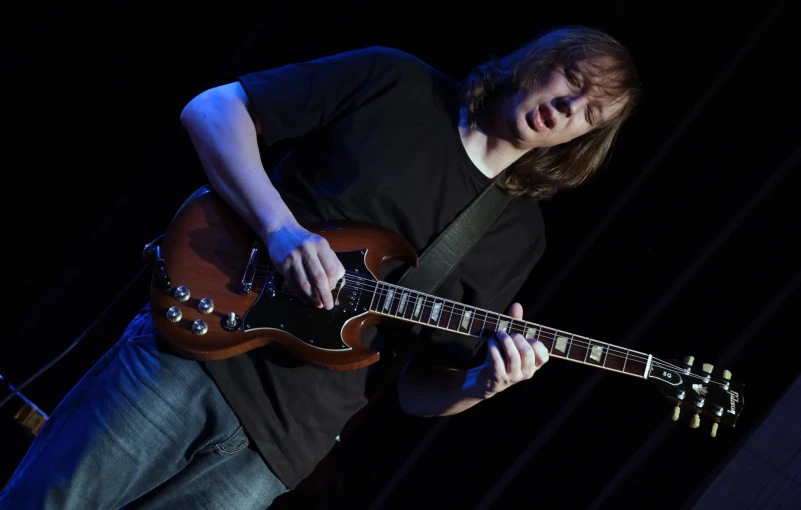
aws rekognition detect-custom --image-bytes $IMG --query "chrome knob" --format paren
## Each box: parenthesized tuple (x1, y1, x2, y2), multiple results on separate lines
(174, 285, 190, 303)
(192, 319, 208, 336)
(198, 297, 214, 314)
(166, 306, 182, 323)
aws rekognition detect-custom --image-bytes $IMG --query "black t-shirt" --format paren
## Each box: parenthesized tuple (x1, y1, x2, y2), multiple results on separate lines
(203, 46, 546, 489)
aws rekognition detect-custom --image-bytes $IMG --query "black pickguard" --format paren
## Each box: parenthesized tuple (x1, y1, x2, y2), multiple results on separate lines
(242, 250, 376, 351)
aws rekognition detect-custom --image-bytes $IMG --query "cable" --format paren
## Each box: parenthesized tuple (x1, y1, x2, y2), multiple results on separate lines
(0, 236, 160, 410)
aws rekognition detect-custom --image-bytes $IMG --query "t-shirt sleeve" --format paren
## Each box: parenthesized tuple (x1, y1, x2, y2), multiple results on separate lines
(238, 46, 423, 146)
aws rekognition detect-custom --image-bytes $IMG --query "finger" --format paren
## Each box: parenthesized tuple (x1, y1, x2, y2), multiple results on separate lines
(512, 333, 536, 378)
(289, 263, 318, 307)
(487, 338, 505, 373)
(303, 254, 333, 309)
(501, 332, 522, 378)
(531, 338, 550, 369)
(507, 302, 524, 319)
(318, 244, 345, 292)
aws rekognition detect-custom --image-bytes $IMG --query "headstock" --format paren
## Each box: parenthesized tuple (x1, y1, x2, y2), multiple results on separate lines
(648, 356, 745, 437)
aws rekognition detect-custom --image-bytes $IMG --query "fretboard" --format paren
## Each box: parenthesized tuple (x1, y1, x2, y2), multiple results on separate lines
(369, 281, 652, 378)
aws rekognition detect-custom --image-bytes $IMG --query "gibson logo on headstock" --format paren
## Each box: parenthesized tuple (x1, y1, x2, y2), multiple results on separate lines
(728, 390, 739, 415)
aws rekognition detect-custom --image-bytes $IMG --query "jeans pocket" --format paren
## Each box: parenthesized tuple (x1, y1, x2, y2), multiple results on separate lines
(213, 425, 250, 455)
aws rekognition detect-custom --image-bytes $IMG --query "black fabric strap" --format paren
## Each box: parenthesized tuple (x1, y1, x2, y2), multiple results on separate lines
(396, 173, 512, 294)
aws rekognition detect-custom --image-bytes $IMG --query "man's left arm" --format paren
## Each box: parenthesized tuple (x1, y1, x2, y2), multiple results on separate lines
(397, 302, 549, 417)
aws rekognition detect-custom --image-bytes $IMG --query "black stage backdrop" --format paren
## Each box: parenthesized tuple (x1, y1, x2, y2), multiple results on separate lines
(2, 1, 799, 508)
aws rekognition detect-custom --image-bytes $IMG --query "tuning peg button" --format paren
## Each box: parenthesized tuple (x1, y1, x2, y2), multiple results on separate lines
(672, 406, 681, 421)
(722, 369, 732, 390)
(690, 414, 701, 429)
(684, 356, 695, 367)
(711, 423, 719, 438)
(702, 363, 714, 383)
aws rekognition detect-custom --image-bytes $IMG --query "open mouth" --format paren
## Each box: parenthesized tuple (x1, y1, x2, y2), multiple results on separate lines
(527, 105, 556, 132)
(538, 105, 556, 129)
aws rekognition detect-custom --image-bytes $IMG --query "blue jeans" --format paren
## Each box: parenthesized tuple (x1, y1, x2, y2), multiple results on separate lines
(0, 308, 287, 509)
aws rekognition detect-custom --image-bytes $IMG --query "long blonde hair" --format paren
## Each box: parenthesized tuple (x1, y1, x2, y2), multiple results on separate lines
(461, 26, 642, 199)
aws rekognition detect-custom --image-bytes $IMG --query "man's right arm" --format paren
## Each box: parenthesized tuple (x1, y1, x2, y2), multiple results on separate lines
(179, 83, 344, 309)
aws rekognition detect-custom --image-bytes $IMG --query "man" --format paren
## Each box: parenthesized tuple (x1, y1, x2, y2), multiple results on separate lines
(0, 26, 640, 509)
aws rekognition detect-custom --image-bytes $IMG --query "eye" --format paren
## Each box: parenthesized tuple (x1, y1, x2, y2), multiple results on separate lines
(585, 106, 595, 125)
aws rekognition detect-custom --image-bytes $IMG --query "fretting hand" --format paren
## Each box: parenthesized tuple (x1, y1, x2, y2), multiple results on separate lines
(471, 302, 549, 398)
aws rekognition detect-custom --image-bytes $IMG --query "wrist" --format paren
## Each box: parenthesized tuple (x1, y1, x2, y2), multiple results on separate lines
(462, 367, 493, 401)
(259, 214, 300, 240)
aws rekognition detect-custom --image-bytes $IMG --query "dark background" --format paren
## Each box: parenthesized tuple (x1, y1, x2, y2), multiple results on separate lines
(2, 0, 800, 508)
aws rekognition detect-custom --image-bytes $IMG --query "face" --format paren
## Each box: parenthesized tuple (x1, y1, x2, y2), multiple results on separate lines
(500, 64, 627, 149)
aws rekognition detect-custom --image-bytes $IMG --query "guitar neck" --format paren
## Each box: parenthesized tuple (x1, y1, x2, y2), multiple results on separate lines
(368, 281, 652, 379)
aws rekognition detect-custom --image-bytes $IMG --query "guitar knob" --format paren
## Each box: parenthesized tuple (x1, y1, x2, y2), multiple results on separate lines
(192, 319, 208, 336)
(166, 306, 182, 323)
(198, 297, 214, 314)
(221, 312, 241, 332)
(690, 414, 700, 429)
(710, 423, 719, 438)
(174, 285, 191, 303)
(671, 405, 681, 421)
(684, 356, 695, 368)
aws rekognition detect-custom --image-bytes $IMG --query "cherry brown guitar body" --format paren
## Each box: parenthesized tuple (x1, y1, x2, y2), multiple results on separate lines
(150, 186, 418, 371)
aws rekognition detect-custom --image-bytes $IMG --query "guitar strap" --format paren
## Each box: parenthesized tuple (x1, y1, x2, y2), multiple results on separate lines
(395, 170, 513, 294)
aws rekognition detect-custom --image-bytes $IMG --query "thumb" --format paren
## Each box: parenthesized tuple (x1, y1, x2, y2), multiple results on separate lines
(507, 302, 524, 320)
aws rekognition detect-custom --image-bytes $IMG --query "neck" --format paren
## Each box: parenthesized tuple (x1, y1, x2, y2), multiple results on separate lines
(368, 279, 653, 379)
(459, 107, 530, 179)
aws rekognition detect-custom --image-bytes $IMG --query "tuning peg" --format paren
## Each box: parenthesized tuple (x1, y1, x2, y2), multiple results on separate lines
(672, 405, 681, 421)
(702, 363, 714, 382)
(710, 423, 719, 438)
(690, 413, 701, 429)
(684, 356, 695, 367)
(722, 369, 732, 390)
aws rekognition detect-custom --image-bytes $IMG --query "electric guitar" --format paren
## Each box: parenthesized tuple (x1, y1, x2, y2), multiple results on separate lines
(149, 186, 745, 436)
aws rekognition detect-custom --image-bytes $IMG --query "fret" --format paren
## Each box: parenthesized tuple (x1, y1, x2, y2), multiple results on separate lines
(430, 300, 443, 325)
(444, 301, 459, 332)
(478, 310, 490, 339)
(368, 281, 380, 312)
(566, 334, 589, 364)
(551, 330, 569, 356)
(397, 291, 410, 317)
(623, 352, 648, 377)
(406, 291, 421, 321)
(412, 294, 424, 320)
(388, 286, 404, 317)
(602, 345, 628, 372)
(461, 308, 473, 332)
(419, 295, 434, 324)
(584, 339, 608, 367)
(382, 287, 395, 313)
(496, 314, 506, 334)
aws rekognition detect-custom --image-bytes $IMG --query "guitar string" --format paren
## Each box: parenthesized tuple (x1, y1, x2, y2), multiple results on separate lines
(250, 269, 727, 386)
(255, 268, 669, 369)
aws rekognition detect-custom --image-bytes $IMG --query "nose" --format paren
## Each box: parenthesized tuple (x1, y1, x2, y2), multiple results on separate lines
(554, 94, 587, 116)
